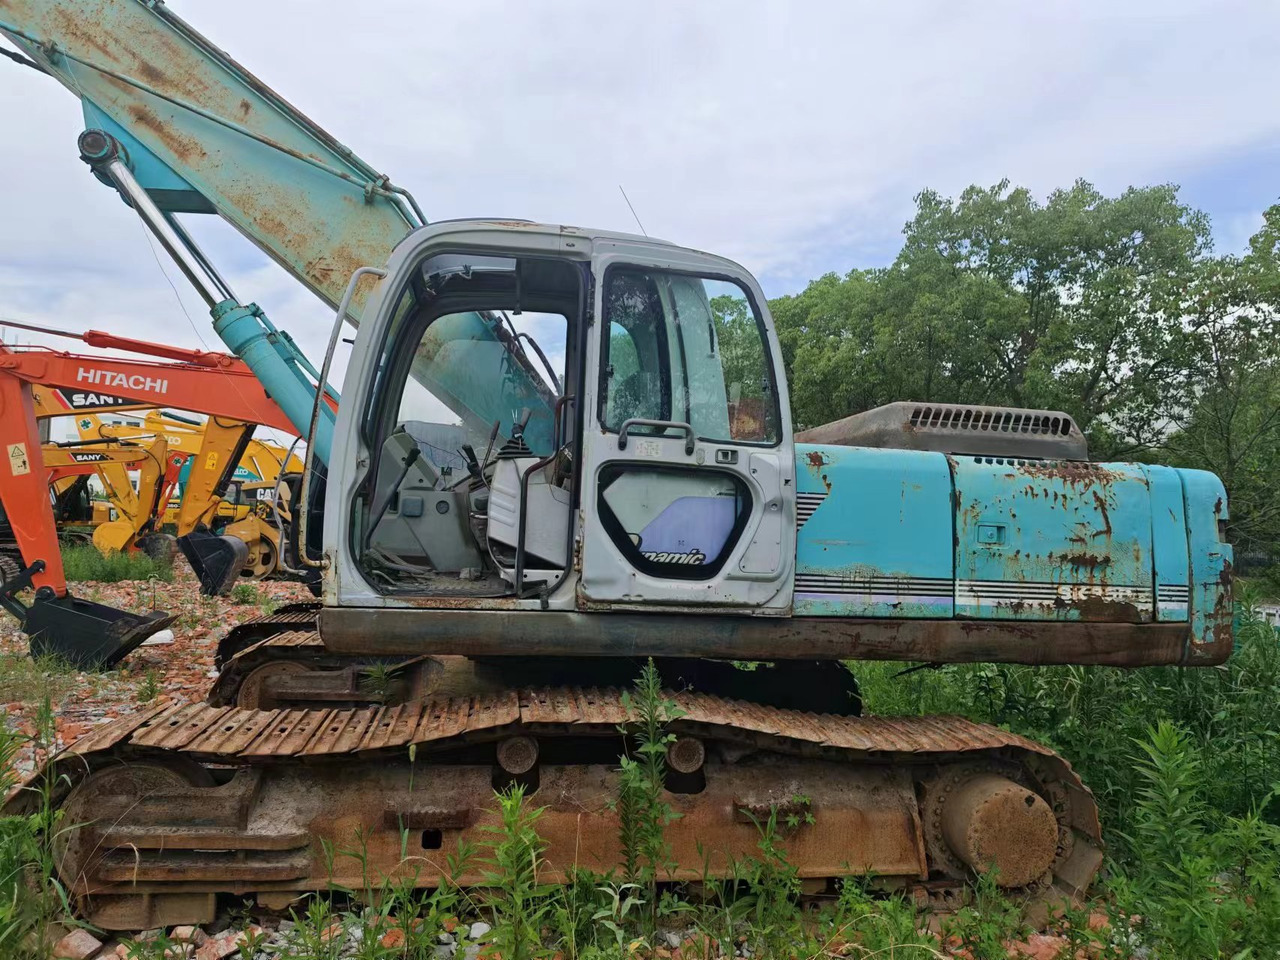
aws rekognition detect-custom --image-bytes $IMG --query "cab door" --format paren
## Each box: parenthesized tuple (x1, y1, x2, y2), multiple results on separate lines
(578, 241, 795, 612)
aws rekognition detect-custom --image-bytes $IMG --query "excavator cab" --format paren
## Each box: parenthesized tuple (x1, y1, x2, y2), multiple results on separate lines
(344, 245, 579, 598)
(330, 222, 795, 617)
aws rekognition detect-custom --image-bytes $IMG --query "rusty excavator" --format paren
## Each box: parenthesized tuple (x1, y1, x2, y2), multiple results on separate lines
(0, 0, 1234, 932)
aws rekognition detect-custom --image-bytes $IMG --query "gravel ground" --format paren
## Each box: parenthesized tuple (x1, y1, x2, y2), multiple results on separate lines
(0, 568, 311, 784)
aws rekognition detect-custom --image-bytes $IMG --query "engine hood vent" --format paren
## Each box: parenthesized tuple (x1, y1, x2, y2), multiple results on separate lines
(796, 401, 1089, 461)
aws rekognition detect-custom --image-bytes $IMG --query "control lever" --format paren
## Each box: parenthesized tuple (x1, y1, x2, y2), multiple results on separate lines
(460, 444, 482, 480)
(365, 445, 421, 548)
(513, 407, 533, 439)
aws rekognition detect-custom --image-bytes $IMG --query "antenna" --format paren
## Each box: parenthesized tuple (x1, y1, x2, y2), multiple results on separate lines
(618, 185, 648, 237)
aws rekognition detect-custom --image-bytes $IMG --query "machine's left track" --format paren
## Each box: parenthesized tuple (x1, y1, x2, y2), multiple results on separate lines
(8, 687, 1103, 932)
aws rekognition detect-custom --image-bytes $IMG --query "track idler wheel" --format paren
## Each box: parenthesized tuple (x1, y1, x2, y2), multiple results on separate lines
(56, 759, 218, 930)
(940, 773, 1059, 888)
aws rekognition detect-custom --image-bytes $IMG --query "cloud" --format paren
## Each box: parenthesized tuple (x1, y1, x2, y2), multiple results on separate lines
(2, 0, 1279, 383)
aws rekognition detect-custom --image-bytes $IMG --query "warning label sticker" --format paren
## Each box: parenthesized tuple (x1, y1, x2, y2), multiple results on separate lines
(8, 443, 30, 477)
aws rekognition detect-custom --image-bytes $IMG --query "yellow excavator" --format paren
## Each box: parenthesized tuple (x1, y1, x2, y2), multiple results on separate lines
(71, 408, 304, 528)
(32, 381, 306, 583)
(72, 411, 304, 580)
(39, 435, 181, 558)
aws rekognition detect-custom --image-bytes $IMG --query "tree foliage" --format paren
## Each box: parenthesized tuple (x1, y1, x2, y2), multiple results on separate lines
(769, 181, 1280, 559)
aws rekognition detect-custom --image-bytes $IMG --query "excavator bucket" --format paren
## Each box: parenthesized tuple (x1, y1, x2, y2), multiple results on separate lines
(179, 528, 249, 596)
(23, 592, 177, 669)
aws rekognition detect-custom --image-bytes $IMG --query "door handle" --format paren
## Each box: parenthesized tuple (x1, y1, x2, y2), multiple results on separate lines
(617, 419, 696, 455)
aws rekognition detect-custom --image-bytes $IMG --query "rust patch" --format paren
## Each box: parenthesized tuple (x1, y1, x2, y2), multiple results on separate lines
(805, 450, 827, 469)
(127, 103, 209, 165)
(1218, 558, 1234, 588)
(402, 595, 524, 611)
(135, 59, 166, 85)
(1071, 595, 1141, 623)
(1090, 490, 1112, 538)
(239, 98, 252, 118)
(51, 6, 118, 63)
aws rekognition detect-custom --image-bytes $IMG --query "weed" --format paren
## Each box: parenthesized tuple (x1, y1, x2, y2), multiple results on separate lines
(230, 582, 263, 605)
(1110, 720, 1280, 958)
(62, 544, 173, 583)
(478, 784, 553, 960)
(733, 795, 815, 957)
(278, 896, 345, 960)
(826, 881, 941, 958)
(613, 657, 683, 935)
(137, 668, 161, 704)
(942, 870, 1026, 960)
(357, 661, 399, 702)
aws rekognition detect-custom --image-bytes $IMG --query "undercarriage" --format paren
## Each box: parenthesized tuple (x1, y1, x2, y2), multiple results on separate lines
(8, 607, 1105, 933)
(22, 688, 1101, 932)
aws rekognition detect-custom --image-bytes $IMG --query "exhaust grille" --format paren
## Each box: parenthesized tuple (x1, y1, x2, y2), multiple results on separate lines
(909, 405, 1075, 438)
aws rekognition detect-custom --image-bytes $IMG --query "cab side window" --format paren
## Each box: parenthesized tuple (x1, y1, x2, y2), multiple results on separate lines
(600, 267, 779, 445)
(601, 271, 670, 430)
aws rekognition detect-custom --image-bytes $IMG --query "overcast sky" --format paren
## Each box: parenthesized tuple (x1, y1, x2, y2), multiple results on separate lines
(3, 0, 1280, 443)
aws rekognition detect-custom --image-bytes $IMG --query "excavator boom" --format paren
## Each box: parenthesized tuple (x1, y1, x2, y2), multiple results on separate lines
(1, 342, 298, 432)
(0, 0, 418, 315)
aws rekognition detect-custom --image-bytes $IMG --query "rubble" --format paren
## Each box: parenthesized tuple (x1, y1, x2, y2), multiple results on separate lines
(0, 568, 310, 789)
(51, 929, 102, 959)
(192, 925, 262, 960)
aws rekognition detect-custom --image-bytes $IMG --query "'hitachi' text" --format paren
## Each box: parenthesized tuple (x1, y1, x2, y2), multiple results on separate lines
(76, 368, 169, 394)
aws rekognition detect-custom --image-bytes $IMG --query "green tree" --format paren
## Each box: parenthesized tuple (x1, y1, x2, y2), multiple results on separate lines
(771, 179, 1211, 456)
(1164, 206, 1280, 558)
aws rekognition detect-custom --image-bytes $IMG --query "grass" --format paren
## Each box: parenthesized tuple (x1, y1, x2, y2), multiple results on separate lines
(229, 582, 264, 605)
(3, 616, 1279, 958)
(0, 654, 78, 705)
(61, 545, 173, 584)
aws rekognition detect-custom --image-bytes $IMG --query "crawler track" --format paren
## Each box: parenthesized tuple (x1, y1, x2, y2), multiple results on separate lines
(10, 689, 1103, 931)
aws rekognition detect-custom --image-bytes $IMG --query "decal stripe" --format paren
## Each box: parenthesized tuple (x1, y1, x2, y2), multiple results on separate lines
(956, 580, 1153, 606)
(796, 575, 1182, 609)
(795, 592, 952, 607)
(796, 574, 952, 597)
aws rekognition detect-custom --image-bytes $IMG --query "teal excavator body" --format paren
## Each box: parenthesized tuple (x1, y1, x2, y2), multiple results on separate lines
(0, 0, 1233, 674)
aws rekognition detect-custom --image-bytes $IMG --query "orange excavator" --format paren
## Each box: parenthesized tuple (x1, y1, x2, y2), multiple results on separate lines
(0, 320, 317, 664)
